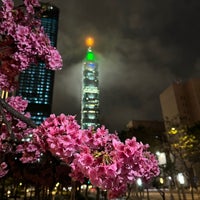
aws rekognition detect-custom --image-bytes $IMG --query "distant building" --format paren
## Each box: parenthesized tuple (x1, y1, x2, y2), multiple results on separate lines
(81, 39, 100, 130)
(16, 3, 59, 125)
(159, 78, 200, 130)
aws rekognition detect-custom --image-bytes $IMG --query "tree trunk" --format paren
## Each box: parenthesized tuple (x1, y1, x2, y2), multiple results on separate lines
(70, 181, 76, 200)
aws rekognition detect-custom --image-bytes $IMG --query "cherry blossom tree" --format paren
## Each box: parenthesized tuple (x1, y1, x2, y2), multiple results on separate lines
(0, 0, 160, 199)
(0, 0, 62, 91)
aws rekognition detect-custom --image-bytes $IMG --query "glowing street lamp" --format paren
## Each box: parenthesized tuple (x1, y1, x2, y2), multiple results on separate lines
(177, 173, 185, 185)
(156, 151, 166, 165)
(136, 178, 142, 187)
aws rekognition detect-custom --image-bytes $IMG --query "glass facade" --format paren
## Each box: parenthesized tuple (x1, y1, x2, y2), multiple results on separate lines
(81, 48, 100, 130)
(17, 3, 59, 125)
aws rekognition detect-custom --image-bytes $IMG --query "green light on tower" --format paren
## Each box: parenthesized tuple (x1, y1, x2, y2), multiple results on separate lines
(86, 50, 95, 61)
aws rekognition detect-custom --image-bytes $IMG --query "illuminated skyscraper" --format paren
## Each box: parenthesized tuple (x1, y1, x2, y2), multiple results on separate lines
(81, 38, 100, 129)
(17, 3, 59, 125)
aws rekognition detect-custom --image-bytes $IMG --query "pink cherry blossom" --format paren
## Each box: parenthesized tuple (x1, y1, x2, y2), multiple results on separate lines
(32, 114, 83, 163)
(0, 96, 36, 165)
(0, 104, 159, 199)
(0, 162, 8, 178)
(16, 142, 41, 163)
(0, 0, 63, 91)
(69, 126, 159, 198)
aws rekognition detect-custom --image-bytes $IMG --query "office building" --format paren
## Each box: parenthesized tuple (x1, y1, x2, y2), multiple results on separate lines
(160, 78, 200, 130)
(17, 3, 59, 125)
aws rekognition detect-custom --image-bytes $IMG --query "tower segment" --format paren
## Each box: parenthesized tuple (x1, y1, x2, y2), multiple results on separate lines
(81, 38, 100, 130)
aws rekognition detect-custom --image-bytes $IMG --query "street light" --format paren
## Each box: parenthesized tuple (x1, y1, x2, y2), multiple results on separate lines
(156, 151, 166, 166)
(136, 178, 142, 187)
(177, 173, 185, 185)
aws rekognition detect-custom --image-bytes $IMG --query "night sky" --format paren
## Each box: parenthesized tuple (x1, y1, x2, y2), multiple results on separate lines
(50, 0, 200, 132)
(14, 0, 200, 132)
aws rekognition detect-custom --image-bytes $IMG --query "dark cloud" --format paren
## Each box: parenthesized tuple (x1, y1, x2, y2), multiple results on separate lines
(9, 0, 200, 131)
(49, 0, 200, 131)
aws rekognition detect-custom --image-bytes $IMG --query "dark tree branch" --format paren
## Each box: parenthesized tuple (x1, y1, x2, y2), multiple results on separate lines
(0, 98, 37, 128)
(0, 103, 14, 140)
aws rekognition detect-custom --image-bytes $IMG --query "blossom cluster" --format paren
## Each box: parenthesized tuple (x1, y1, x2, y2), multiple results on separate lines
(31, 114, 160, 199)
(0, 96, 38, 171)
(32, 114, 82, 163)
(70, 127, 160, 198)
(0, 0, 63, 91)
(0, 162, 8, 178)
(0, 105, 159, 199)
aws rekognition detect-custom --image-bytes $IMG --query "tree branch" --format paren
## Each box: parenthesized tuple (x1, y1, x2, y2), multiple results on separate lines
(0, 104, 14, 140)
(0, 98, 37, 128)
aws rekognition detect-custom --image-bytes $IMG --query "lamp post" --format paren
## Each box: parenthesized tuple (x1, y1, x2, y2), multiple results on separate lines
(136, 178, 144, 199)
(177, 173, 187, 200)
(155, 151, 167, 200)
